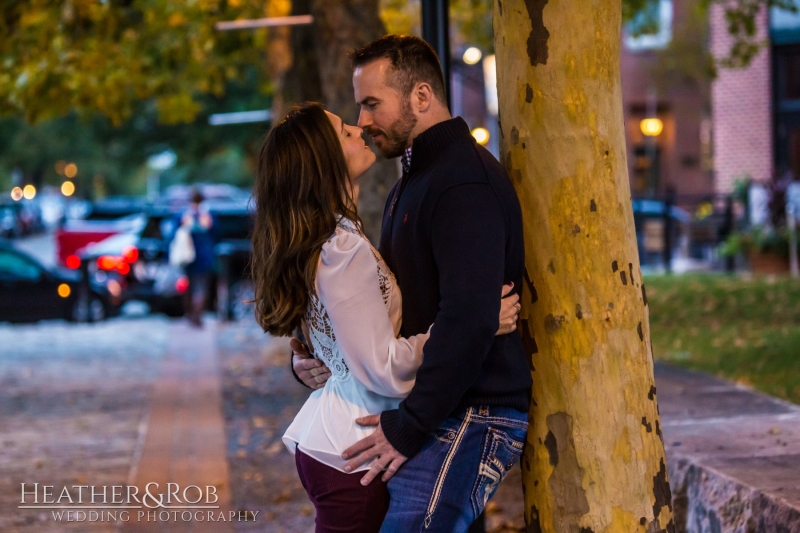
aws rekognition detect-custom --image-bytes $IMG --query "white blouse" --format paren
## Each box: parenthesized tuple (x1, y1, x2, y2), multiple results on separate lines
(282, 218, 430, 472)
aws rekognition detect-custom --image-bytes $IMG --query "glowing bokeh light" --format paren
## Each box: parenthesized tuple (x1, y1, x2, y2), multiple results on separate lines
(462, 47, 482, 65)
(64, 163, 78, 178)
(640, 118, 663, 137)
(471, 127, 490, 146)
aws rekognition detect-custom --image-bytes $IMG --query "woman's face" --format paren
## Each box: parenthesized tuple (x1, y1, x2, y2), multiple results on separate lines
(325, 111, 376, 183)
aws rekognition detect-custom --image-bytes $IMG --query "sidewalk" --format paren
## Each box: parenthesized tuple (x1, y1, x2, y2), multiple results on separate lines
(120, 320, 235, 533)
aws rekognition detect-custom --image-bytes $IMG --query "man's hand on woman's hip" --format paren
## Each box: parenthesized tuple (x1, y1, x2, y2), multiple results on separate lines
(342, 415, 407, 486)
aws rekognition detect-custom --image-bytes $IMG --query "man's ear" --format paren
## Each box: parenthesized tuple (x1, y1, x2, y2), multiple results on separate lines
(414, 82, 435, 113)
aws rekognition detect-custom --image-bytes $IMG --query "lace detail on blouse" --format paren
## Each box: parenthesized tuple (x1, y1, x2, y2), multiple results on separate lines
(304, 219, 395, 380)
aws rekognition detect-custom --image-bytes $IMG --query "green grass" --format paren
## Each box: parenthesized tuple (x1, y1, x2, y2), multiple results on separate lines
(646, 273, 800, 404)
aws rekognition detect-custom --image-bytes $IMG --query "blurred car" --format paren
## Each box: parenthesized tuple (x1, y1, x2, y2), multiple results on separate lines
(0, 200, 44, 238)
(56, 213, 145, 267)
(0, 240, 119, 323)
(77, 200, 254, 319)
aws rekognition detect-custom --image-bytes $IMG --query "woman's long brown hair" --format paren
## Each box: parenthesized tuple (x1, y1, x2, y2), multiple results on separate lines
(251, 102, 361, 337)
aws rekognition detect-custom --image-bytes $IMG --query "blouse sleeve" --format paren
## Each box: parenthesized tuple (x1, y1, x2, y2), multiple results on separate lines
(315, 229, 429, 398)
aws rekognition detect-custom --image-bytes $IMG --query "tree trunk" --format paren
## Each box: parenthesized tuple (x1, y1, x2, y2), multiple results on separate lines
(311, 0, 398, 244)
(271, 0, 324, 121)
(492, 1, 674, 532)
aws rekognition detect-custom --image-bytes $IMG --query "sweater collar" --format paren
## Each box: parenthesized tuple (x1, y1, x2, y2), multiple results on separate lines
(408, 117, 472, 175)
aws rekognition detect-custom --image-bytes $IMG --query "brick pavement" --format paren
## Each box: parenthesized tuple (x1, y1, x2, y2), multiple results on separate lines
(121, 321, 235, 533)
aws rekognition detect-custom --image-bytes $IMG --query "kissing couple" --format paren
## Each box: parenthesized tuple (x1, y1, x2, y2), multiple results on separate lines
(251, 34, 532, 532)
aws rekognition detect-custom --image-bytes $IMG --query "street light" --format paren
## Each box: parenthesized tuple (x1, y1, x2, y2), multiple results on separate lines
(10, 187, 23, 201)
(61, 181, 75, 197)
(640, 118, 663, 137)
(23, 185, 36, 199)
(462, 47, 482, 65)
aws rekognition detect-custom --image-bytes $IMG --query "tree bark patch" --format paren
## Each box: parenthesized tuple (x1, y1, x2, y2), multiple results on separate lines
(524, 0, 550, 66)
(545, 412, 590, 531)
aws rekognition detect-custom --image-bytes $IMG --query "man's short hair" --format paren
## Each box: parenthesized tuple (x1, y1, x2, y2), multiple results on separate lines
(350, 34, 447, 104)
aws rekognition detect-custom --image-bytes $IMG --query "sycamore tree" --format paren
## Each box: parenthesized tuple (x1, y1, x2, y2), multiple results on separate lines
(492, 0, 794, 532)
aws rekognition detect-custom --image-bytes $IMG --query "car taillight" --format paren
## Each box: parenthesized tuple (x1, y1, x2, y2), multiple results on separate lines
(66, 255, 81, 269)
(175, 276, 189, 293)
(97, 255, 130, 275)
(122, 245, 139, 263)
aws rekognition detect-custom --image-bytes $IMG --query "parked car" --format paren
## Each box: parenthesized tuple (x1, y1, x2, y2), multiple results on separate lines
(0, 200, 44, 238)
(77, 200, 254, 319)
(56, 213, 145, 267)
(0, 240, 119, 323)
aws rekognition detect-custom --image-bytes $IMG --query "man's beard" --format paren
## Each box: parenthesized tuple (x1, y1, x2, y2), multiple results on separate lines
(367, 103, 417, 159)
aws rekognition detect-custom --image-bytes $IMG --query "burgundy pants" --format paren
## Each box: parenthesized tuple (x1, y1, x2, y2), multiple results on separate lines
(295, 448, 390, 533)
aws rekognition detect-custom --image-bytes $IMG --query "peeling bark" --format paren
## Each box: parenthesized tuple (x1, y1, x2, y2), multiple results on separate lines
(493, 0, 673, 530)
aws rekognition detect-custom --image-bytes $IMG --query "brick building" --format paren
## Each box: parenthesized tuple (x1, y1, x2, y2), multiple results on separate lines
(621, 0, 714, 200)
(709, 1, 800, 192)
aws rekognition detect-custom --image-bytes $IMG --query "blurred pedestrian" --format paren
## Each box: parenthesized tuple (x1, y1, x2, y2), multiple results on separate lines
(180, 190, 214, 327)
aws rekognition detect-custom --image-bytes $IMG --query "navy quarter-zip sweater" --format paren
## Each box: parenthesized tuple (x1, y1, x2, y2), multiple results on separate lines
(378, 117, 532, 458)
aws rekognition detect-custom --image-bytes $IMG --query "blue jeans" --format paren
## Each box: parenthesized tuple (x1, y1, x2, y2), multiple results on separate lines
(379, 406, 528, 532)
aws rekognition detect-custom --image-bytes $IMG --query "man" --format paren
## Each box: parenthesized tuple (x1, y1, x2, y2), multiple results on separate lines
(293, 35, 531, 531)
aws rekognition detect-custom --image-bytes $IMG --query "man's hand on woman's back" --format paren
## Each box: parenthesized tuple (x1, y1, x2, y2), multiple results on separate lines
(291, 337, 331, 389)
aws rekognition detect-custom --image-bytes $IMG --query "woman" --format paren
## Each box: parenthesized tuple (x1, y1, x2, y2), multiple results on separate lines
(180, 190, 214, 328)
(251, 103, 519, 532)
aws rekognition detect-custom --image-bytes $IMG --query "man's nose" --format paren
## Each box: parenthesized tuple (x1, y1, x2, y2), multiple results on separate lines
(357, 109, 371, 129)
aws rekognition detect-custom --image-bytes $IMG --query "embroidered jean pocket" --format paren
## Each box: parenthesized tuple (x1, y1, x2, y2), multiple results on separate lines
(470, 427, 525, 515)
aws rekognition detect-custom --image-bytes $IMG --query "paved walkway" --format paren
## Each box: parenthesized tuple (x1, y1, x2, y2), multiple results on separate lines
(120, 321, 235, 533)
(0, 317, 169, 532)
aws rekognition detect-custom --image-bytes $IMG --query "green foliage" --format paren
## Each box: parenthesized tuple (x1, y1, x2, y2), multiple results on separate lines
(450, 0, 495, 53)
(651, 2, 715, 90)
(646, 273, 800, 403)
(0, 70, 270, 195)
(709, 0, 798, 68)
(380, 0, 420, 35)
(624, 0, 663, 37)
(0, 0, 273, 125)
(720, 226, 790, 258)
